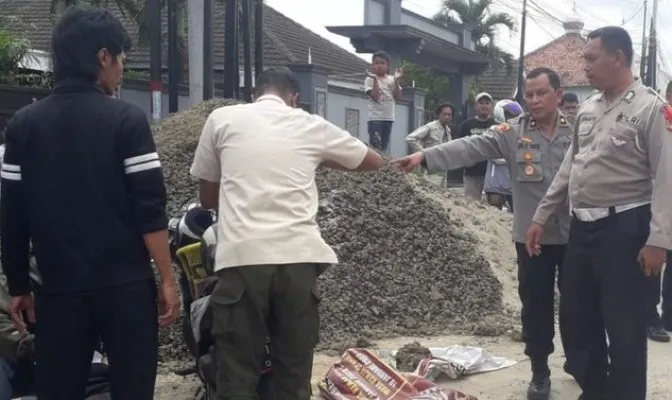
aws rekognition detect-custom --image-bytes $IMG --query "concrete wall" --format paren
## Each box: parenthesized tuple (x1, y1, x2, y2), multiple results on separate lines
(327, 90, 410, 157)
(118, 86, 191, 118)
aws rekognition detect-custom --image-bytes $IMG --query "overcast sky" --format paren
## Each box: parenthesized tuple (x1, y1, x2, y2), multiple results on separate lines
(265, 0, 672, 76)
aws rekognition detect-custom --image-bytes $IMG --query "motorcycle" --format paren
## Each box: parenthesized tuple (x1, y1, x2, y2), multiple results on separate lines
(168, 200, 272, 399)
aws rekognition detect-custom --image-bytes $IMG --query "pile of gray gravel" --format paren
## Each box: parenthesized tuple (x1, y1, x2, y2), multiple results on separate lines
(155, 99, 506, 361)
(314, 166, 505, 350)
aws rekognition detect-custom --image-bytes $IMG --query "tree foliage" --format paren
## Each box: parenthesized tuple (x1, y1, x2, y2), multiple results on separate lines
(400, 61, 450, 121)
(433, 0, 517, 71)
(0, 30, 28, 73)
(0, 30, 50, 88)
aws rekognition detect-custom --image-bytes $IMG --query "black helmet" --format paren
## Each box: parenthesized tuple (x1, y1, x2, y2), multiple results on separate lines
(175, 207, 216, 249)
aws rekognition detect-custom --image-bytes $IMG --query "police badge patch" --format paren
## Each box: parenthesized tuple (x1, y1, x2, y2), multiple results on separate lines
(495, 122, 511, 133)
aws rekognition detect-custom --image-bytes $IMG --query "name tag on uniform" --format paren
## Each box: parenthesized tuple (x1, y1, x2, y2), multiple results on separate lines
(615, 112, 640, 127)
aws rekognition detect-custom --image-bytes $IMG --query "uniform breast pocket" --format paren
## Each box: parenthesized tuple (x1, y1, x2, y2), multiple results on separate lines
(605, 126, 640, 154)
(428, 129, 441, 143)
(576, 123, 594, 147)
(515, 150, 543, 182)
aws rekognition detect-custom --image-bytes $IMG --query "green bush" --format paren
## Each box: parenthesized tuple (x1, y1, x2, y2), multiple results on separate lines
(0, 30, 51, 88)
(0, 30, 29, 73)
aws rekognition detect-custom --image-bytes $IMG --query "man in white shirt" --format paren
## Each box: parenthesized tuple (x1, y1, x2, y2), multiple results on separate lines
(190, 67, 384, 400)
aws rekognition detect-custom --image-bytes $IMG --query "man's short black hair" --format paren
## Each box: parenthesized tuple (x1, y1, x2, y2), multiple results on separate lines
(436, 102, 455, 116)
(254, 67, 300, 97)
(372, 50, 390, 63)
(526, 67, 562, 90)
(51, 6, 132, 83)
(561, 92, 579, 105)
(666, 81, 672, 95)
(587, 26, 634, 67)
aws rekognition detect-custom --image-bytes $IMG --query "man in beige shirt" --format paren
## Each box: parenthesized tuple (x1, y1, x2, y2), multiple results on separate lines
(526, 27, 672, 400)
(406, 103, 454, 186)
(190, 67, 384, 400)
(405, 103, 454, 152)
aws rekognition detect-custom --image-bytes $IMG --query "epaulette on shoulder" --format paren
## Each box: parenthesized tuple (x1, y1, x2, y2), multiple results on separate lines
(584, 91, 600, 102)
(644, 86, 668, 105)
(509, 113, 528, 124)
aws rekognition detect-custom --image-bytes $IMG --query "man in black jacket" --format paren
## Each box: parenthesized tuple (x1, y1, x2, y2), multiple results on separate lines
(0, 7, 180, 399)
(453, 92, 496, 200)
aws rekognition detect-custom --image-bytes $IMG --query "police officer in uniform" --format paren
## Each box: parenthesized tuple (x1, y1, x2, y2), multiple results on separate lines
(645, 81, 672, 342)
(527, 27, 672, 400)
(393, 67, 573, 400)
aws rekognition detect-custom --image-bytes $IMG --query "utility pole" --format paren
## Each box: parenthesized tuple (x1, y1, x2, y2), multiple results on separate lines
(515, 0, 528, 105)
(223, 0, 240, 99)
(649, 0, 658, 89)
(254, 0, 264, 80)
(241, 0, 253, 102)
(640, 0, 648, 80)
(167, 0, 179, 113)
(641, 36, 648, 82)
(203, 0, 214, 100)
(148, 0, 162, 120)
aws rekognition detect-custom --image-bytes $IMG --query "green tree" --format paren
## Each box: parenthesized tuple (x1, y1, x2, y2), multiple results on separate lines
(433, 0, 517, 71)
(400, 61, 450, 121)
(0, 30, 28, 73)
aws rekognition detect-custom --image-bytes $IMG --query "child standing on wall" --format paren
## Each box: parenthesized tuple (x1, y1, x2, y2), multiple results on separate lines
(364, 50, 403, 152)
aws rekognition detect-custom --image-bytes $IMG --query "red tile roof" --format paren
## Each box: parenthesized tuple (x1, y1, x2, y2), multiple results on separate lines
(524, 32, 588, 87)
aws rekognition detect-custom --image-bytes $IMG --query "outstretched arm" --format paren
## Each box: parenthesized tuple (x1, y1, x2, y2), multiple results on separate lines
(422, 127, 510, 173)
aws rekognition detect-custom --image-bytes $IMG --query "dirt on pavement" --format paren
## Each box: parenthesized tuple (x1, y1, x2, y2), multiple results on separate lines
(155, 332, 672, 400)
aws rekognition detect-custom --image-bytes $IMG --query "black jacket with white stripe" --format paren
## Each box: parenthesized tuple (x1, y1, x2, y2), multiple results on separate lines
(0, 80, 168, 296)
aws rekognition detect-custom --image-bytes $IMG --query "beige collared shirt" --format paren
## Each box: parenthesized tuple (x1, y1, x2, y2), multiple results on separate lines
(533, 79, 672, 249)
(190, 94, 369, 270)
(406, 120, 451, 152)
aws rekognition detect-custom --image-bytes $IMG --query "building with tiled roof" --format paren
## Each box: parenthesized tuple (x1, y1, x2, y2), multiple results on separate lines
(479, 14, 594, 102)
(0, 0, 370, 77)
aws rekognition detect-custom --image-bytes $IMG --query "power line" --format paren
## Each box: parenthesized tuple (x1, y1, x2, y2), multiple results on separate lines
(528, 14, 557, 40)
(623, 3, 644, 25)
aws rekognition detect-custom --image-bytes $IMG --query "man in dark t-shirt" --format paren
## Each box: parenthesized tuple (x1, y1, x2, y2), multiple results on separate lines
(453, 92, 496, 200)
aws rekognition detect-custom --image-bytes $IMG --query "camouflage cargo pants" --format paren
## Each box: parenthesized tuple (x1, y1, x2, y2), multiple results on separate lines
(211, 263, 322, 400)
